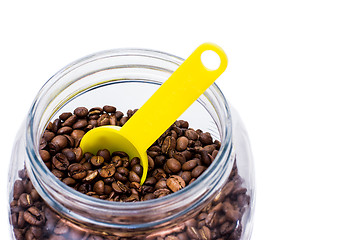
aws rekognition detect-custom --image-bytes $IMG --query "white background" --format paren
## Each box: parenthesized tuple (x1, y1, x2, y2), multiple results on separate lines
(1, 1, 361, 239)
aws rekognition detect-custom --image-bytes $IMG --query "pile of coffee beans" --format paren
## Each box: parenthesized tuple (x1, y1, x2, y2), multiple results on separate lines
(39, 106, 221, 202)
(10, 105, 251, 239)
(10, 163, 249, 240)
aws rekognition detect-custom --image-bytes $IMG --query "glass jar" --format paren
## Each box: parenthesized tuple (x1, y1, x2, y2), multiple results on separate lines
(8, 48, 255, 240)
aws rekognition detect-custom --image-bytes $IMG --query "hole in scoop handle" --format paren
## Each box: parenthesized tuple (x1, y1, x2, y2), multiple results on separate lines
(121, 43, 228, 152)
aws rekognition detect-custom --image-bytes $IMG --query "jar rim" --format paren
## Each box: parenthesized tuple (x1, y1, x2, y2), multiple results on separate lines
(25, 47, 234, 228)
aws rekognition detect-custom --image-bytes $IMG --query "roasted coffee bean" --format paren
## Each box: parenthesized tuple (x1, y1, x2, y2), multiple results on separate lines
(62, 115, 77, 127)
(99, 164, 116, 178)
(68, 163, 87, 179)
(176, 136, 188, 152)
(97, 149, 111, 162)
(199, 132, 213, 145)
(132, 164, 143, 176)
(62, 148, 76, 162)
(94, 180, 105, 195)
(39, 149, 51, 162)
(128, 171, 141, 183)
(71, 130, 85, 147)
(18, 193, 33, 208)
(166, 158, 181, 173)
(187, 226, 202, 240)
(72, 119, 87, 129)
(52, 153, 69, 171)
(162, 136, 176, 155)
(180, 171, 192, 184)
(154, 155, 166, 166)
(24, 207, 44, 225)
(49, 135, 68, 153)
(185, 129, 198, 141)
(57, 126, 73, 135)
(144, 176, 157, 185)
(59, 112, 72, 120)
(148, 155, 155, 170)
(62, 177, 77, 186)
(91, 156, 105, 167)
(103, 105, 116, 113)
(203, 145, 215, 154)
(200, 150, 212, 166)
(112, 181, 129, 194)
(130, 157, 140, 168)
(153, 188, 171, 198)
(52, 119, 62, 133)
(73, 147, 83, 162)
(167, 175, 186, 193)
(192, 166, 206, 178)
(83, 170, 98, 182)
(155, 179, 167, 190)
(51, 169, 65, 179)
(43, 131, 56, 142)
(182, 159, 198, 171)
(74, 107, 88, 118)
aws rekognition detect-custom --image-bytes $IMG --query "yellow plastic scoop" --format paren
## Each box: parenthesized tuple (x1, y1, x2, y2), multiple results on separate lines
(80, 43, 228, 184)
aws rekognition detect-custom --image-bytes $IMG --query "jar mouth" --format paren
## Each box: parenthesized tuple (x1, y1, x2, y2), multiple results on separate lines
(25, 48, 234, 228)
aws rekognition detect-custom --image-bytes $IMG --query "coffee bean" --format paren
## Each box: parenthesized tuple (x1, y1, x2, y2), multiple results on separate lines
(162, 136, 176, 155)
(99, 164, 116, 178)
(132, 164, 143, 176)
(52, 153, 69, 171)
(182, 159, 198, 171)
(103, 105, 116, 113)
(39, 150, 51, 162)
(199, 132, 213, 145)
(91, 156, 104, 167)
(176, 136, 189, 152)
(24, 207, 44, 225)
(62, 115, 77, 127)
(192, 166, 206, 178)
(83, 170, 98, 182)
(43, 131, 55, 142)
(166, 158, 181, 173)
(62, 177, 76, 186)
(200, 150, 212, 166)
(73, 119, 88, 129)
(59, 112, 72, 121)
(180, 171, 192, 184)
(128, 171, 141, 183)
(18, 193, 33, 208)
(74, 107, 88, 118)
(112, 181, 129, 194)
(57, 126, 73, 135)
(203, 145, 215, 154)
(153, 188, 171, 198)
(93, 180, 105, 195)
(73, 147, 83, 162)
(51, 169, 65, 179)
(186, 226, 201, 240)
(52, 119, 62, 133)
(185, 129, 198, 141)
(119, 116, 128, 126)
(68, 163, 86, 180)
(97, 149, 111, 162)
(167, 175, 186, 193)
(62, 148, 76, 162)
(155, 179, 167, 190)
(49, 135, 68, 153)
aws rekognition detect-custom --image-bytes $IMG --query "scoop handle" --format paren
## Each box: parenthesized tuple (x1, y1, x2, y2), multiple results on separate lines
(120, 43, 228, 152)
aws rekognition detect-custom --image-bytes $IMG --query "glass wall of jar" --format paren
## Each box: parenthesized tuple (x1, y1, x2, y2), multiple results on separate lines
(8, 48, 255, 240)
